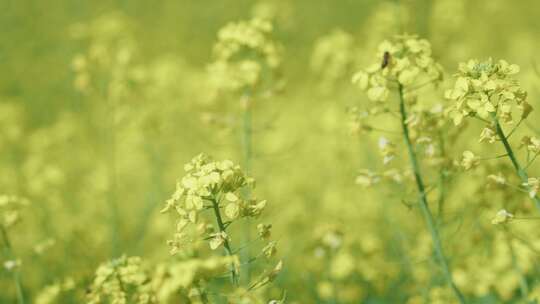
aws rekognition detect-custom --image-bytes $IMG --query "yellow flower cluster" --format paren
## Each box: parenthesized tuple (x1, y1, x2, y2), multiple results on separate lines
(161, 154, 269, 254)
(460, 151, 480, 171)
(452, 232, 536, 300)
(308, 226, 394, 301)
(208, 18, 281, 94)
(87, 256, 154, 304)
(158, 154, 282, 301)
(70, 13, 144, 95)
(446, 58, 540, 218)
(352, 34, 443, 102)
(445, 58, 531, 125)
(8, 2, 540, 303)
(35, 278, 75, 304)
(407, 286, 457, 304)
(0, 195, 29, 230)
(152, 256, 239, 302)
(311, 29, 357, 88)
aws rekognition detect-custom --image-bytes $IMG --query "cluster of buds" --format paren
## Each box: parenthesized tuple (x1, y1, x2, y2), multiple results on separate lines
(352, 34, 443, 102)
(152, 256, 239, 302)
(35, 278, 75, 304)
(87, 256, 155, 304)
(161, 154, 282, 297)
(311, 29, 357, 89)
(70, 13, 144, 95)
(447, 59, 540, 219)
(208, 18, 282, 95)
(445, 58, 531, 125)
(160, 154, 272, 254)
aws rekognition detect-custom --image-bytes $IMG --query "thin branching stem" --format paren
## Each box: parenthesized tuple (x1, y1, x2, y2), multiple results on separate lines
(525, 120, 540, 135)
(525, 152, 540, 170)
(367, 126, 401, 134)
(404, 77, 439, 93)
(210, 197, 239, 286)
(398, 84, 466, 303)
(1, 226, 25, 304)
(477, 154, 508, 161)
(506, 118, 524, 140)
(491, 114, 540, 213)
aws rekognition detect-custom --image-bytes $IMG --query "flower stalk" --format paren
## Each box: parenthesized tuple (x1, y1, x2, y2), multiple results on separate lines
(241, 94, 253, 284)
(242, 96, 253, 175)
(505, 229, 529, 298)
(210, 197, 239, 286)
(436, 133, 447, 222)
(492, 113, 540, 212)
(1, 226, 25, 304)
(398, 84, 466, 304)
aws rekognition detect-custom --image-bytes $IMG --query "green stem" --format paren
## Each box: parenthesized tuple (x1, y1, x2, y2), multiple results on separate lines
(199, 288, 210, 304)
(437, 132, 447, 223)
(115, 272, 126, 294)
(102, 81, 119, 257)
(1, 226, 25, 304)
(506, 118, 524, 140)
(392, 0, 403, 33)
(242, 97, 253, 176)
(397, 85, 466, 303)
(107, 128, 119, 257)
(492, 115, 540, 213)
(525, 152, 540, 170)
(241, 94, 253, 284)
(131, 144, 165, 253)
(210, 197, 239, 286)
(505, 231, 528, 298)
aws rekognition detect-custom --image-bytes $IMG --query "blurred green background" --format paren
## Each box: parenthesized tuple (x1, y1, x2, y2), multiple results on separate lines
(2, 0, 540, 303)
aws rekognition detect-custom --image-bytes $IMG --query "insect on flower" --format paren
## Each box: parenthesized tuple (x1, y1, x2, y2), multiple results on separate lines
(381, 51, 390, 69)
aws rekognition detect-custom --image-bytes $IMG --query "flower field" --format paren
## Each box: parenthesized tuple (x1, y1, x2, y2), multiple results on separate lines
(2, 1, 540, 303)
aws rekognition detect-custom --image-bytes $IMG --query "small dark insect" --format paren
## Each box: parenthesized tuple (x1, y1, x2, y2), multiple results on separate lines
(381, 51, 390, 69)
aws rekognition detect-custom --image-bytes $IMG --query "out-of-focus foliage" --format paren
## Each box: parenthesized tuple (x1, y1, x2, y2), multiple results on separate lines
(2, 0, 540, 303)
